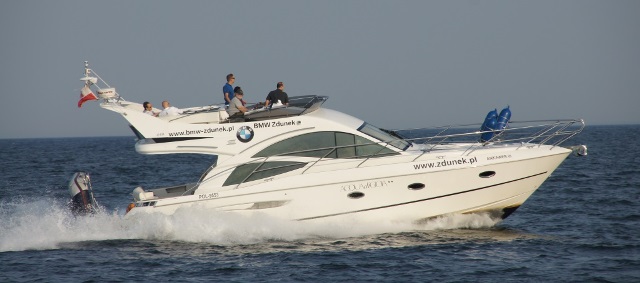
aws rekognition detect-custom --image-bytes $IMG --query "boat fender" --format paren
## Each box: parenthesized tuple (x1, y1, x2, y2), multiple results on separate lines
(496, 106, 511, 131)
(126, 203, 135, 214)
(480, 109, 498, 142)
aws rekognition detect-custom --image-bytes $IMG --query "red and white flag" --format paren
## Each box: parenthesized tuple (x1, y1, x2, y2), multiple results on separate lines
(77, 86, 97, 108)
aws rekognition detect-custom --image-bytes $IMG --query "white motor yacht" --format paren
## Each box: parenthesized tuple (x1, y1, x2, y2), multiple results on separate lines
(70, 62, 587, 223)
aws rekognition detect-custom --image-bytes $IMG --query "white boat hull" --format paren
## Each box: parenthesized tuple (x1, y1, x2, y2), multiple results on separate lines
(126, 146, 570, 223)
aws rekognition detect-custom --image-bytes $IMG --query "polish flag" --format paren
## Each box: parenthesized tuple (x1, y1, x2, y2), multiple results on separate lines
(77, 86, 98, 108)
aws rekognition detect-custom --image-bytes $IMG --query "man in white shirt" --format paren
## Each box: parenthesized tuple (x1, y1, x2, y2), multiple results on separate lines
(158, 100, 183, 117)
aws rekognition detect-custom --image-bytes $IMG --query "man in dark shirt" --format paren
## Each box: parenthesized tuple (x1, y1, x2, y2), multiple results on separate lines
(265, 81, 289, 107)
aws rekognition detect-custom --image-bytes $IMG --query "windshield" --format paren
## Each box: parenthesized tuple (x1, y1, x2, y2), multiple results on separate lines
(358, 123, 410, 151)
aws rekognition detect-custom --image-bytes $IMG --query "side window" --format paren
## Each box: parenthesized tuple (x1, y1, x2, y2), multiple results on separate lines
(254, 132, 336, 158)
(355, 135, 396, 157)
(223, 161, 307, 186)
(253, 131, 398, 159)
(336, 132, 356, 158)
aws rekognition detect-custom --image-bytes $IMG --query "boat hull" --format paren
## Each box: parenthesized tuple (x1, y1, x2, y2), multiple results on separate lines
(126, 146, 571, 223)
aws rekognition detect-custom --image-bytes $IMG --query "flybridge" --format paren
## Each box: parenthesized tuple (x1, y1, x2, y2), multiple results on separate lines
(78, 61, 329, 125)
(240, 96, 328, 122)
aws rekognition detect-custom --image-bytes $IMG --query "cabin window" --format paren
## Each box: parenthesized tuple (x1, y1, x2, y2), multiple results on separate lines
(336, 132, 356, 158)
(223, 161, 307, 186)
(358, 123, 410, 150)
(252, 131, 398, 159)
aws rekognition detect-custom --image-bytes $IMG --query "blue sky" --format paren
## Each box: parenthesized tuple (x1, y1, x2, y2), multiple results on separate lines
(1, 0, 639, 139)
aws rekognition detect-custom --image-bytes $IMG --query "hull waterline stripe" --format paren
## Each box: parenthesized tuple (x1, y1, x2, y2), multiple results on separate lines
(295, 171, 548, 221)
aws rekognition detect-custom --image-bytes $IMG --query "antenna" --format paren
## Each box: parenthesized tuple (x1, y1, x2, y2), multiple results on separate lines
(84, 61, 90, 77)
(80, 61, 98, 85)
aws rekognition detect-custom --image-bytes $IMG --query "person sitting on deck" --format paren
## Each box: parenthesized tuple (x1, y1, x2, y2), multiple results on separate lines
(265, 81, 289, 107)
(234, 86, 247, 106)
(158, 100, 183, 117)
(227, 87, 248, 119)
(143, 101, 158, 117)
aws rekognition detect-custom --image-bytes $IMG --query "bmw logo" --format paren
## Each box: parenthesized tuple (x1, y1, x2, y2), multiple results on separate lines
(236, 126, 254, 143)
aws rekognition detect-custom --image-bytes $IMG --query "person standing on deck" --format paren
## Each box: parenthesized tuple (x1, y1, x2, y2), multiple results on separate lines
(223, 73, 235, 107)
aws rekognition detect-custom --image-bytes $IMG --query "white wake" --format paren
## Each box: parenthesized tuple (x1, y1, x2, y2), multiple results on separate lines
(0, 197, 500, 252)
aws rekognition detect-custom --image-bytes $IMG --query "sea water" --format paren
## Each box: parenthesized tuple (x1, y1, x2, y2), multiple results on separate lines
(1, 125, 639, 282)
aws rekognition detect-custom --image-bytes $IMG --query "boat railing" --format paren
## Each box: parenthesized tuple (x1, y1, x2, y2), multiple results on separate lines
(189, 118, 585, 193)
(396, 119, 585, 154)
